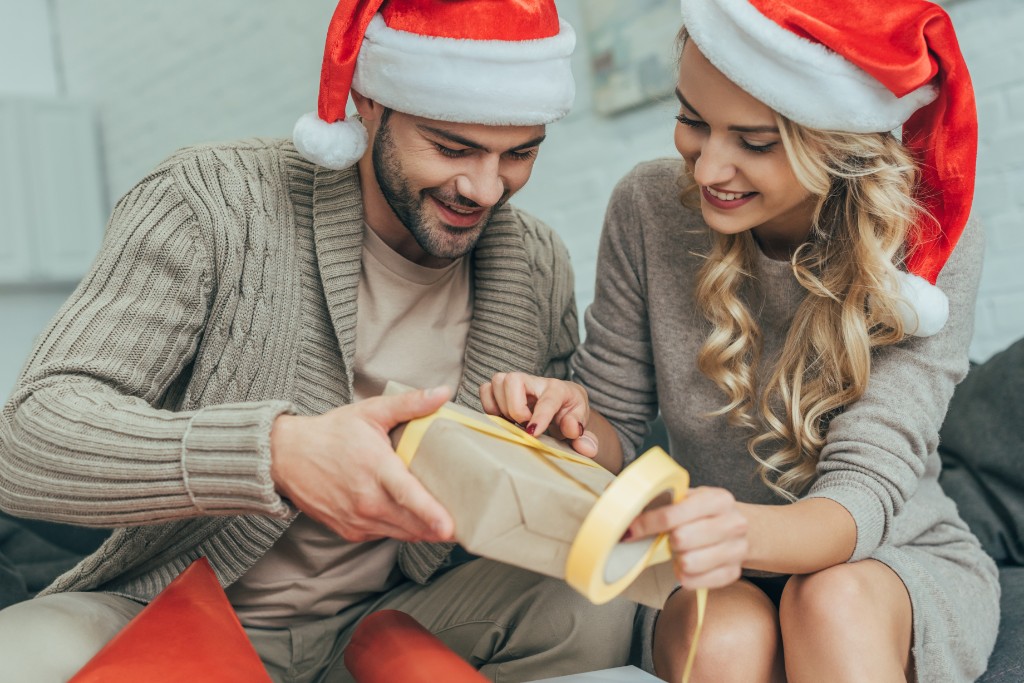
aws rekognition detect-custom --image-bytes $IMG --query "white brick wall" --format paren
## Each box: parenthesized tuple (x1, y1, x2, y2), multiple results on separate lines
(945, 0, 1024, 360)
(51, 0, 338, 204)
(2, 0, 1020, 399)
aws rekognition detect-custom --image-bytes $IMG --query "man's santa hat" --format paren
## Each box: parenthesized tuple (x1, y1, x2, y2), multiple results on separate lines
(293, 0, 575, 172)
(679, 0, 977, 337)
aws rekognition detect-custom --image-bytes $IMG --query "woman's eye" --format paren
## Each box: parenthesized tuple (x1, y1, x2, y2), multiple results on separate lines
(741, 140, 778, 154)
(674, 113, 707, 129)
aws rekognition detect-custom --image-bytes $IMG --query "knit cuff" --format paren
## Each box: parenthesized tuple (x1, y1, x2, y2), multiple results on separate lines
(804, 485, 887, 562)
(398, 541, 458, 584)
(181, 401, 295, 517)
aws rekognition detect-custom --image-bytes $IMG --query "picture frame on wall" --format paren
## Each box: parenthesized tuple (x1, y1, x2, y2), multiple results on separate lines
(582, 0, 680, 116)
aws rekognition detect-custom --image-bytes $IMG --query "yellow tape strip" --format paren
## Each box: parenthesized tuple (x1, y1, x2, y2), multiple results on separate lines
(565, 447, 687, 603)
(681, 588, 707, 683)
(395, 405, 603, 470)
(565, 447, 705, 683)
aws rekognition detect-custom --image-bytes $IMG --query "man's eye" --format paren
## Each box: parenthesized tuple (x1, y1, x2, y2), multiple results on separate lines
(435, 144, 468, 158)
(506, 149, 538, 162)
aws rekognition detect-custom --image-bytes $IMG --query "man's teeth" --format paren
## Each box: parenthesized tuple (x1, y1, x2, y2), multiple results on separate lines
(706, 187, 750, 201)
(440, 200, 476, 215)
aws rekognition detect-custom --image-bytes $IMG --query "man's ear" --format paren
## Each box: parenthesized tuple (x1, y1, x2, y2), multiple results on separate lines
(351, 90, 381, 121)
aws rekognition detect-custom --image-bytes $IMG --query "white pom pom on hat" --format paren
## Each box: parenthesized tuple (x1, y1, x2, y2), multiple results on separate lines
(678, 0, 978, 337)
(293, 0, 576, 171)
(292, 113, 369, 172)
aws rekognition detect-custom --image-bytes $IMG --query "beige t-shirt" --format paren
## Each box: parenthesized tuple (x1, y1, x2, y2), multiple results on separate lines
(227, 223, 472, 627)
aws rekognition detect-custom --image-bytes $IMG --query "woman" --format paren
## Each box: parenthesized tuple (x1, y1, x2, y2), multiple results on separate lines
(480, 1, 1000, 681)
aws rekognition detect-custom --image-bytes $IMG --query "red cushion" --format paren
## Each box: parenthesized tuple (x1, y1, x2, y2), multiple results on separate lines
(345, 609, 488, 683)
(70, 557, 271, 683)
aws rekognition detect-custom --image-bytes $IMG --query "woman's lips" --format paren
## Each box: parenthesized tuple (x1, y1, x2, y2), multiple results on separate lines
(701, 185, 757, 210)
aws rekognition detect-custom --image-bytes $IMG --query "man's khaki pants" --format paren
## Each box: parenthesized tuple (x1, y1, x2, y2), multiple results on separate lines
(0, 558, 636, 683)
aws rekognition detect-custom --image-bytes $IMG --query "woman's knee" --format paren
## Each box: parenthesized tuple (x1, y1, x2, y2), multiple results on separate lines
(655, 581, 780, 682)
(780, 563, 880, 635)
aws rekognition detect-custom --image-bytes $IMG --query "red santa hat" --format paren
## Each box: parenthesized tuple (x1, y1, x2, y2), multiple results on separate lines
(679, 0, 978, 337)
(293, 0, 576, 172)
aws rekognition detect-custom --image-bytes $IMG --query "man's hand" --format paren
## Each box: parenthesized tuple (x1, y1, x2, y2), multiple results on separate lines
(269, 386, 455, 543)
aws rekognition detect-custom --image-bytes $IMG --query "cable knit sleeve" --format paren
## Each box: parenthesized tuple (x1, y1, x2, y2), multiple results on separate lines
(0, 166, 293, 526)
(805, 219, 985, 561)
(518, 210, 579, 381)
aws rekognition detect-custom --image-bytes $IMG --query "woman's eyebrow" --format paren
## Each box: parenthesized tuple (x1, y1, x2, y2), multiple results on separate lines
(674, 87, 701, 117)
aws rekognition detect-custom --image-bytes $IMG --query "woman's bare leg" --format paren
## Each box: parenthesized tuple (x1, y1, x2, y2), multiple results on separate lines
(653, 579, 785, 683)
(780, 559, 913, 683)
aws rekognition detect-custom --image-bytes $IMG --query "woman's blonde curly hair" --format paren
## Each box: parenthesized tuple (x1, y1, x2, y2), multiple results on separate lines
(678, 32, 927, 500)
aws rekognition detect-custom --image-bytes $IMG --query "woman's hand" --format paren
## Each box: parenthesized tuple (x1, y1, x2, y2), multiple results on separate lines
(480, 372, 600, 458)
(630, 487, 749, 590)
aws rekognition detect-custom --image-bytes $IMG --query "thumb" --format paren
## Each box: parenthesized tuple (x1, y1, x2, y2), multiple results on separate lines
(363, 386, 452, 429)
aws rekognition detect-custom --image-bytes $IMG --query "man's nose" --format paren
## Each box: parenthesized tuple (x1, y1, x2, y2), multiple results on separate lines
(454, 157, 504, 208)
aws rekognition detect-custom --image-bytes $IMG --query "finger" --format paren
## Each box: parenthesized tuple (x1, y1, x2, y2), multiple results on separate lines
(527, 386, 568, 436)
(629, 487, 736, 538)
(569, 430, 600, 458)
(293, 502, 410, 543)
(378, 459, 455, 540)
(675, 561, 744, 591)
(327, 518, 420, 543)
(666, 513, 748, 554)
(479, 382, 499, 416)
(363, 386, 452, 430)
(674, 537, 748, 578)
(554, 409, 586, 442)
(488, 374, 514, 422)
(500, 373, 535, 425)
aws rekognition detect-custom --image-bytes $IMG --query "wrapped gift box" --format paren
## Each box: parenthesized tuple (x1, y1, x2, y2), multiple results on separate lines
(389, 385, 688, 608)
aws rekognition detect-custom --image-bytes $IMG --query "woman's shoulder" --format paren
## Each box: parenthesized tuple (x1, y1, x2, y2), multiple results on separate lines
(608, 158, 706, 243)
(616, 157, 686, 198)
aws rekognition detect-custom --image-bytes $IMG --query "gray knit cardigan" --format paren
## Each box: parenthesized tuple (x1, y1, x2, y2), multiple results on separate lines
(0, 138, 578, 602)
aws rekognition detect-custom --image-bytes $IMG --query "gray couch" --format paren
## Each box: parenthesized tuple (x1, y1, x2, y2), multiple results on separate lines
(937, 337, 1024, 682)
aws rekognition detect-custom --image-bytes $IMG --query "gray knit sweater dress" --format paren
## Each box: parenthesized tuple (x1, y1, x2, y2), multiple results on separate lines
(572, 159, 1001, 682)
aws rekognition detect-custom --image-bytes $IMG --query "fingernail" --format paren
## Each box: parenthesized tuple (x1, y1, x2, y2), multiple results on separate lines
(526, 423, 537, 435)
(577, 421, 585, 439)
(426, 386, 448, 398)
(578, 434, 598, 453)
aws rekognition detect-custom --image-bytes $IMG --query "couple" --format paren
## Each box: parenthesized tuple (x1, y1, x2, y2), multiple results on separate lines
(0, 1, 999, 682)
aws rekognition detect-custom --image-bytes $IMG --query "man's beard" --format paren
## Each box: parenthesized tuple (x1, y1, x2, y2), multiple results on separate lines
(371, 112, 506, 260)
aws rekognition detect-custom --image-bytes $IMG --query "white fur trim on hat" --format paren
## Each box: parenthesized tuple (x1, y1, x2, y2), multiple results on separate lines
(352, 15, 576, 126)
(895, 272, 949, 338)
(679, 0, 938, 132)
(292, 112, 369, 171)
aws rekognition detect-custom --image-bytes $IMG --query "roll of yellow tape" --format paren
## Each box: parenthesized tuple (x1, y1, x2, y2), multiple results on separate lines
(565, 446, 688, 604)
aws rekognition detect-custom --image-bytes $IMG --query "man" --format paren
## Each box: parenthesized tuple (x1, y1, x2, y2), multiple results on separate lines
(0, 1, 635, 681)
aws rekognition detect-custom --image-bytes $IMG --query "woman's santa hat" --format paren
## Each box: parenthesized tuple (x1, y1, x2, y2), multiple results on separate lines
(679, 0, 977, 337)
(294, 0, 575, 172)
